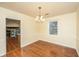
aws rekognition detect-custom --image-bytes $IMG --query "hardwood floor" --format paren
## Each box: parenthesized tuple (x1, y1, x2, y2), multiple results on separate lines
(4, 40, 78, 57)
(6, 35, 20, 52)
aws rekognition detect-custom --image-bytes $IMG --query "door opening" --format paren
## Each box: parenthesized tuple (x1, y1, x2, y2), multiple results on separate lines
(6, 18, 21, 53)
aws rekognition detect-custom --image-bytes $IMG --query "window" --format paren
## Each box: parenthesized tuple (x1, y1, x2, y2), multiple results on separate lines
(49, 21, 58, 35)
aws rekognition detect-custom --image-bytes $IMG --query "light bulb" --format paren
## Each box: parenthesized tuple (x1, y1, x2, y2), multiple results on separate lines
(35, 16, 45, 22)
(35, 16, 39, 21)
(40, 16, 45, 21)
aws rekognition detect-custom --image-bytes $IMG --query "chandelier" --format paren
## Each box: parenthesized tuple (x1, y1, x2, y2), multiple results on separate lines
(35, 6, 48, 23)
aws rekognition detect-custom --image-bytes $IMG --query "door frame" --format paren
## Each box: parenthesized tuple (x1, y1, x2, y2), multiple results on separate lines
(6, 18, 21, 52)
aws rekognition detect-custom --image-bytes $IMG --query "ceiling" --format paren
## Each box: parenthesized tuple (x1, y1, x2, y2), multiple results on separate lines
(0, 2, 79, 17)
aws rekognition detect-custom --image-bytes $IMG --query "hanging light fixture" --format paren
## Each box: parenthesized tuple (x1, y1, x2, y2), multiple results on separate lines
(35, 6, 48, 23)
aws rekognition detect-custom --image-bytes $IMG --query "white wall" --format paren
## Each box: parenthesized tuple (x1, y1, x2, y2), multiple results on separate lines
(76, 7, 79, 55)
(0, 7, 37, 56)
(35, 12, 77, 49)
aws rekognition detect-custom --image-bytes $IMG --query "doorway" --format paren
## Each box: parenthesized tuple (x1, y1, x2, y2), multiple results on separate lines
(6, 18, 21, 53)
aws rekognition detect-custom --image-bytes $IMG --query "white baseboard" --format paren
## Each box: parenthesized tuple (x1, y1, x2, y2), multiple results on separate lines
(76, 49, 79, 56)
(21, 40, 39, 48)
(40, 39, 76, 49)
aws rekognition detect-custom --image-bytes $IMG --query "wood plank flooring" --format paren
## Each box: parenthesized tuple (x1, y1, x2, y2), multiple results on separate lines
(6, 37, 19, 52)
(4, 40, 78, 57)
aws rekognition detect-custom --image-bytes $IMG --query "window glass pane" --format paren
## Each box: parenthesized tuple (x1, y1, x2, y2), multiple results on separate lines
(49, 21, 58, 35)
